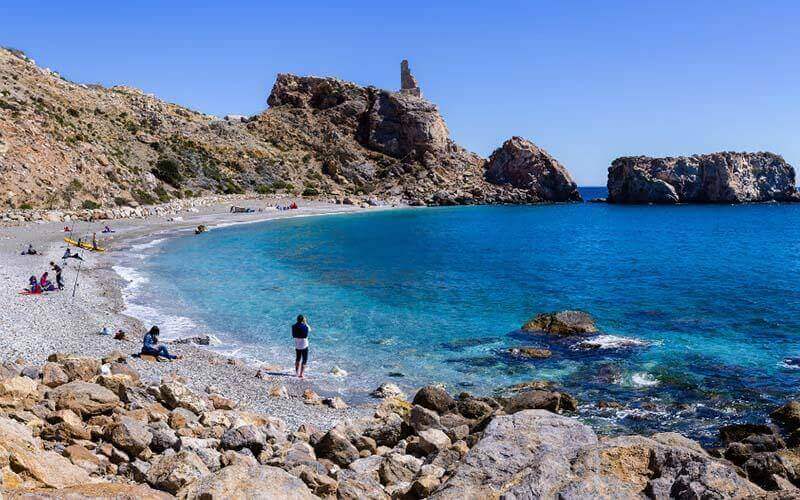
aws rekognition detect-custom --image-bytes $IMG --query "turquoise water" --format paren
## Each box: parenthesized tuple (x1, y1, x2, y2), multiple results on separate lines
(116, 188, 800, 442)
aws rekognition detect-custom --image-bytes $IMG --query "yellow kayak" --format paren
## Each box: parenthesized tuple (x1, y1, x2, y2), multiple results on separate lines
(63, 237, 106, 252)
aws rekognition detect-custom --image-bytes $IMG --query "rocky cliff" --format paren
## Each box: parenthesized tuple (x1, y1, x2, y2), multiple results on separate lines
(485, 137, 582, 202)
(0, 48, 580, 209)
(607, 152, 800, 204)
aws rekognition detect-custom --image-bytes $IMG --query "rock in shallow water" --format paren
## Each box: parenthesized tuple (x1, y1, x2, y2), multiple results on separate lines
(522, 310, 598, 336)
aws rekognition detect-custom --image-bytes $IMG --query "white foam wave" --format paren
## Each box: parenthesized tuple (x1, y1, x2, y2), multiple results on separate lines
(631, 372, 660, 387)
(779, 359, 800, 370)
(130, 238, 165, 252)
(572, 335, 650, 350)
(112, 265, 149, 291)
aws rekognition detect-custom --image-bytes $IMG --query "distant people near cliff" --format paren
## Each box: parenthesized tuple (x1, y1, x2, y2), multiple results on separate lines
(607, 152, 800, 204)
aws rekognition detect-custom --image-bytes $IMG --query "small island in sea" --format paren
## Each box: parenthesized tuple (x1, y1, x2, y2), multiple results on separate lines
(1, 9, 800, 498)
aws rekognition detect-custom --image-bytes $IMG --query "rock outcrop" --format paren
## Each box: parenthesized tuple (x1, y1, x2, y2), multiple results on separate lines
(400, 60, 422, 97)
(0, 47, 580, 210)
(607, 152, 800, 204)
(485, 136, 582, 202)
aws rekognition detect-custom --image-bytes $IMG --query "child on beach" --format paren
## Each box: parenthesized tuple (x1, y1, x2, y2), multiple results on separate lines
(292, 315, 310, 378)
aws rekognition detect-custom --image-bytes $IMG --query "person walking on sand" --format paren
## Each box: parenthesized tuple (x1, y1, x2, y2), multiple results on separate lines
(50, 261, 64, 290)
(292, 315, 310, 378)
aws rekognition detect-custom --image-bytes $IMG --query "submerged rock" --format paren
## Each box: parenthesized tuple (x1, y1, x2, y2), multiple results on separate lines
(508, 347, 552, 359)
(522, 310, 598, 335)
(607, 152, 800, 204)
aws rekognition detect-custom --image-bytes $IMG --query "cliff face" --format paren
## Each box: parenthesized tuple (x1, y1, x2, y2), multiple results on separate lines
(0, 48, 581, 209)
(607, 153, 799, 204)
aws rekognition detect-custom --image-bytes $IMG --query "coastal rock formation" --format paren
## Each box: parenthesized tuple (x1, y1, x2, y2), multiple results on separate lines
(485, 136, 582, 202)
(607, 152, 800, 204)
(0, 47, 580, 209)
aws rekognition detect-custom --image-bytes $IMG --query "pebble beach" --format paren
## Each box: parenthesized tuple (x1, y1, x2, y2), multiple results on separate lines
(0, 196, 382, 430)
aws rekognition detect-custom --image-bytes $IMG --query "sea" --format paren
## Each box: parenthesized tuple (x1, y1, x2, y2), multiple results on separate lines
(112, 187, 800, 443)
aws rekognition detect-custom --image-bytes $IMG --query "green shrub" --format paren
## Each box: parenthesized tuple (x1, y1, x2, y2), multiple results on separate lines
(81, 199, 101, 209)
(271, 180, 294, 191)
(255, 184, 275, 195)
(66, 107, 79, 117)
(222, 180, 243, 194)
(183, 189, 194, 198)
(152, 158, 183, 187)
(154, 186, 170, 203)
(19, 203, 32, 210)
(132, 189, 157, 206)
(113, 196, 131, 207)
(302, 187, 320, 197)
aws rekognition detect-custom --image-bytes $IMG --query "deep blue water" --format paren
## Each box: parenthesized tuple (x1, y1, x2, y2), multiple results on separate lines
(116, 187, 800, 442)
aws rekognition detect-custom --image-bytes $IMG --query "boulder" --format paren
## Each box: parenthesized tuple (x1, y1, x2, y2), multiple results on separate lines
(59, 356, 101, 381)
(371, 382, 406, 400)
(41, 363, 69, 388)
(415, 428, 452, 456)
(522, 310, 597, 335)
(314, 429, 360, 467)
(379, 453, 422, 485)
(348, 455, 384, 481)
(503, 390, 577, 414)
(336, 469, 389, 500)
(159, 382, 208, 414)
(150, 427, 180, 453)
(295, 464, 339, 497)
(177, 464, 316, 499)
(49, 381, 120, 416)
(220, 425, 266, 455)
(412, 386, 456, 414)
(146, 450, 210, 494)
(772, 401, 800, 432)
(508, 347, 552, 359)
(2, 483, 172, 499)
(0, 376, 39, 399)
(485, 136, 582, 202)
(409, 404, 441, 432)
(432, 410, 762, 498)
(607, 152, 800, 204)
(109, 416, 153, 456)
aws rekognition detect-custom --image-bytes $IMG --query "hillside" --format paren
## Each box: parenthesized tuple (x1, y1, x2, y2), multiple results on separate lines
(0, 48, 579, 209)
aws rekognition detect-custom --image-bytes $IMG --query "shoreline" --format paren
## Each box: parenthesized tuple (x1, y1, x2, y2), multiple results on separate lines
(0, 196, 398, 430)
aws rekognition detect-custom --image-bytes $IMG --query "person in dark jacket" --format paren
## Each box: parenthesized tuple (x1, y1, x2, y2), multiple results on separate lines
(141, 326, 179, 360)
(292, 315, 310, 378)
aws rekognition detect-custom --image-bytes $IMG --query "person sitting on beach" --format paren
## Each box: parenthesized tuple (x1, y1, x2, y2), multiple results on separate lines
(292, 315, 310, 378)
(63, 226, 72, 232)
(141, 326, 179, 360)
(102, 225, 114, 233)
(114, 329, 127, 341)
(62, 248, 83, 261)
(27, 276, 42, 294)
(290, 202, 298, 209)
(21, 244, 37, 255)
(39, 272, 56, 291)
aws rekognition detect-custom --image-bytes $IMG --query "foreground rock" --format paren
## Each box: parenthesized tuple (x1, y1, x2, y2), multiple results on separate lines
(0, 350, 777, 499)
(432, 410, 763, 498)
(485, 136, 582, 202)
(607, 152, 800, 204)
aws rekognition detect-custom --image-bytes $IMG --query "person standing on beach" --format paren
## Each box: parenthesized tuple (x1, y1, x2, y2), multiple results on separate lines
(292, 315, 310, 378)
(50, 261, 64, 290)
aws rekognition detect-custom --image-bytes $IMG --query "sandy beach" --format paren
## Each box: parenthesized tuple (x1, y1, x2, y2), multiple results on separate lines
(0, 196, 388, 430)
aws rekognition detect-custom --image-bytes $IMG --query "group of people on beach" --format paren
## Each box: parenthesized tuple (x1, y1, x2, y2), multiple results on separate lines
(276, 202, 299, 211)
(25, 262, 64, 293)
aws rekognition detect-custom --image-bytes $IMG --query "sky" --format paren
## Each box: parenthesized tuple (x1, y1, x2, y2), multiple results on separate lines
(2, 1, 799, 185)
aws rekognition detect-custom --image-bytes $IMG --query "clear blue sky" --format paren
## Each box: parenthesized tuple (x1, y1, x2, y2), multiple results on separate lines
(3, 1, 799, 185)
